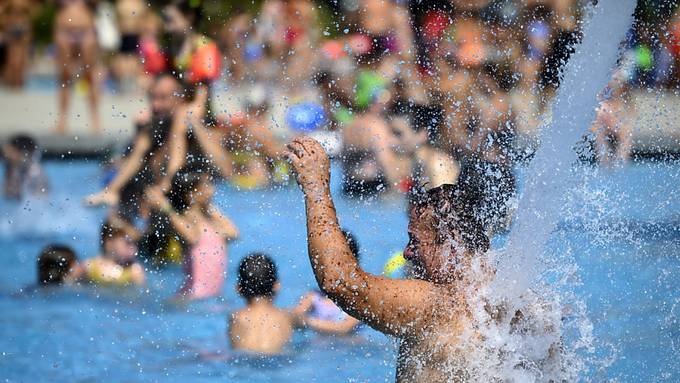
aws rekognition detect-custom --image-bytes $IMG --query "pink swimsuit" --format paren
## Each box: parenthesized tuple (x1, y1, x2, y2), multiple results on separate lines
(178, 224, 226, 300)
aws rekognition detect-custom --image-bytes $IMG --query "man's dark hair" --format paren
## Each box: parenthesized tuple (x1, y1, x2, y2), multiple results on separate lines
(37, 244, 78, 286)
(8, 134, 38, 156)
(238, 253, 278, 300)
(408, 183, 490, 253)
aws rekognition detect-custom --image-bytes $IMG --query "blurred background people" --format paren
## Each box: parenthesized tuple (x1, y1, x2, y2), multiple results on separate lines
(2, 134, 48, 200)
(0, 0, 37, 88)
(53, 0, 101, 135)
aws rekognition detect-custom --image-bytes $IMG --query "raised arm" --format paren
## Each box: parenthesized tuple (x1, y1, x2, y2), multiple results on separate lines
(190, 115, 234, 179)
(159, 106, 193, 191)
(286, 137, 436, 338)
(84, 132, 151, 206)
(144, 187, 200, 244)
(207, 204, 239, 240)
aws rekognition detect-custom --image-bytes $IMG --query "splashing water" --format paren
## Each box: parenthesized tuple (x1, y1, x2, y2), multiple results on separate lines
(451, 0, 637, 380)
(493, 0, 637, 302)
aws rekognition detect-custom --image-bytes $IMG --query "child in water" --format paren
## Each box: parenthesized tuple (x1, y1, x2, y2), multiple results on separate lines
(76, 221, 145, 287)
(229, 253, 294, 354)
(146, 171, 238, 300)
(292, 230, 361, 335)
(36, 244, 79, 286)
(2, 134, 48, 200)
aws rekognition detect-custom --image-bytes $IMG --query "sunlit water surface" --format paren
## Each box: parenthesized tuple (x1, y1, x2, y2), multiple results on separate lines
(0, 160, 678, 382)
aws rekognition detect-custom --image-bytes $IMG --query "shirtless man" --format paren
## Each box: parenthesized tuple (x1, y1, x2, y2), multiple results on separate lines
(287, 138, 493, 382)
(286, 136, 494, 381)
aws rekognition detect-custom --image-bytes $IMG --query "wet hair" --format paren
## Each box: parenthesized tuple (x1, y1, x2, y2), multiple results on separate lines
(168, 170, 208, 212)
(408, 183, 490, 254)
(7, 134, 38, 156)
(237, 253, 278, 300)
(100, 220, 130, 252)
(37, 244, 78, 286)
(341, 229, 360, 262)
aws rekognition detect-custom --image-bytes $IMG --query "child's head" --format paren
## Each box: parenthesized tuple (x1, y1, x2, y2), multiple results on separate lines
(2, 134, 38, 165)
(169, 171, 214, 212)
(101, 221, 138, 265)
(37, 244, 78, 286)
(237, 253, 279, 302)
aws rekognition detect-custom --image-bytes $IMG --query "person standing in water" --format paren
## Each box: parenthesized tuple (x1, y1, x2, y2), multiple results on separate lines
(145, 171, 238, 300)
(285, 137, 559, 381)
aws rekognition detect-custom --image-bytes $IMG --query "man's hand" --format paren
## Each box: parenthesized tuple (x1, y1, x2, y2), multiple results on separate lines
(285, 137, 330, 196)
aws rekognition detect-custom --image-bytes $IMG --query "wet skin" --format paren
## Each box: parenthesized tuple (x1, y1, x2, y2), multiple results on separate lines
(285, 136, 491, 382)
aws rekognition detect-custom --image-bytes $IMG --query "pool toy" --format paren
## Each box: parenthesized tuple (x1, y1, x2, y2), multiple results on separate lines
(285, 102, 327, 132)
(383, 251, 406, 277)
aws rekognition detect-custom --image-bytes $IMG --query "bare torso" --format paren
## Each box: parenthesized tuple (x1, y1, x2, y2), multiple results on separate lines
(229, 302, 294, 355)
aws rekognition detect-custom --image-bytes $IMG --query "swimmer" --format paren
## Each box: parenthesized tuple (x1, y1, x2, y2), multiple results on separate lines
(75, 221, 145, 287)
(215, 88, 288, 189)
(229, 253, 294, 354)
(2, 134, 48, 200)
(286, 137, 558, 382)
(145, 171, 238, 300)
(36, 244, 79, 286)
(292, 230, 361, 336)
(591, 71, 633, 165)
(341, 89, 405, 196)
(84, 74, 184, 208)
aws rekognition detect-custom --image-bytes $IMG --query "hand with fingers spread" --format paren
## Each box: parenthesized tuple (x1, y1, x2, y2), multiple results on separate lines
(285, 137, 331, 197)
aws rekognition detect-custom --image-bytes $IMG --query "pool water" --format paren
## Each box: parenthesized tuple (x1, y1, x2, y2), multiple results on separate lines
(0, 160, 678, 382)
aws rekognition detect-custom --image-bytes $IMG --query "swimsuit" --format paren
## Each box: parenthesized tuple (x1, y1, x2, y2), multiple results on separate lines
(178, 223, 226, 300)
(308, 291, 348, 322)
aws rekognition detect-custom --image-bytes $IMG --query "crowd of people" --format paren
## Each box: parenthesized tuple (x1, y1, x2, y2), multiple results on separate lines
(1, 0, 679, 372)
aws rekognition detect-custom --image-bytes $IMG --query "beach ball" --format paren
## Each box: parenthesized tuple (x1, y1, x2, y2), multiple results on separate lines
(285, 102, 326, 132)
(244, 43, 264, 63)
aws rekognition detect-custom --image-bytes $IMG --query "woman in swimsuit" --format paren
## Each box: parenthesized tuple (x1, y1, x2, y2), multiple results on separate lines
(54, 0, 101, 134)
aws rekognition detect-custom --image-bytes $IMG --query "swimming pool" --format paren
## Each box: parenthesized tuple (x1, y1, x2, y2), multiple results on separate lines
(0, 160, 678, 382)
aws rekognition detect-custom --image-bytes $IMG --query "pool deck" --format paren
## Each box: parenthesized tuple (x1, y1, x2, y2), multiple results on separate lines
(0, 87, 678, 158)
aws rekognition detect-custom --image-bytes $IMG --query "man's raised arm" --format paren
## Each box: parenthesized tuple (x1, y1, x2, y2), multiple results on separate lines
(286, 137, 436, 338)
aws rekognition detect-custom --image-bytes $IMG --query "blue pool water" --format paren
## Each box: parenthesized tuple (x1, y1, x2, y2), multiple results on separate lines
(0, 160, 678, 382)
